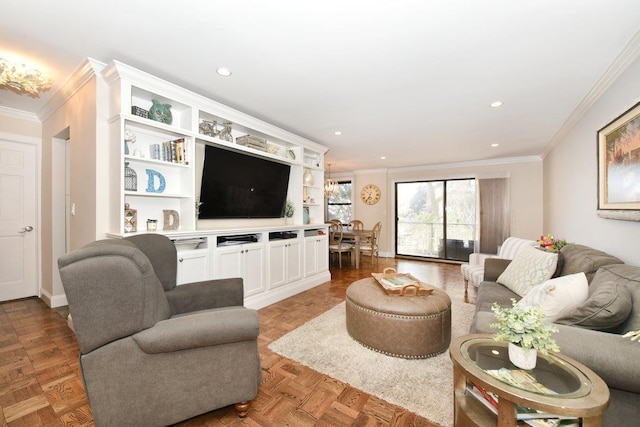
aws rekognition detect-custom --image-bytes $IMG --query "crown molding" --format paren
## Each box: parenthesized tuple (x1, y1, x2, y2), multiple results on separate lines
(37, 58, 107, 122)
(385, 155, 541, 174)
(0, 105, 40, 122)
(542, 29, 640, 158)
(353, 168, 389, 175)
(103, 60, 326, 152)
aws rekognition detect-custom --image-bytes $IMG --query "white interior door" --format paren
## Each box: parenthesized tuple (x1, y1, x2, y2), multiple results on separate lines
(0, 139, 37, 301)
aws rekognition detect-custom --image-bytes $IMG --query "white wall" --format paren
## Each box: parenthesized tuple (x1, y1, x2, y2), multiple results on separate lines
(41, 70, 106, 307)
(348, 159, 544, 257)
(544, 55, 640, 266)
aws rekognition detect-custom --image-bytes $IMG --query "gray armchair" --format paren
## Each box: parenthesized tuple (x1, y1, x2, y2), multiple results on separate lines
(58, 234, 261, 427)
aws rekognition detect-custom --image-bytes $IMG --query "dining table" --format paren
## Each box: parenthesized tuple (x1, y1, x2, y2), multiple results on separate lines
(340, 228, 374, 269)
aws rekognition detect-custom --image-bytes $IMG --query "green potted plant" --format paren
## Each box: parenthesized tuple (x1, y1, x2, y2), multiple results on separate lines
(491, 299, 560, 369)
(284, 199, 295, 224)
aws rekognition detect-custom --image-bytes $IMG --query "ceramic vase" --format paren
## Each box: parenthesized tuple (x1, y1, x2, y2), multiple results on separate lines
(303, 169, 314, 186)
(149, 99, 173, 125)
(508, 342, 537, 370)
(303, 207, 310, 224)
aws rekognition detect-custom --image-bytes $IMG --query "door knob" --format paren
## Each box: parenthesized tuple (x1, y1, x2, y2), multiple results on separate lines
(19, 226, 34, 233)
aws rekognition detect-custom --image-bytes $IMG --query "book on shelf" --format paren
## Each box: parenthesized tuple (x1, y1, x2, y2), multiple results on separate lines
(153, 138, 187, 164)
(466, 382, 577, 421)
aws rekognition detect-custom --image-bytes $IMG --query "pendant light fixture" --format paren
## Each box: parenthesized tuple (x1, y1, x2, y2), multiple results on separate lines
(324, 163, 338, 198)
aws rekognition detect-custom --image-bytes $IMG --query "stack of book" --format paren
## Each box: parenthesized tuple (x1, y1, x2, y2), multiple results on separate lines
(466, 381, 579, 427)
(149, 138, 188, 164)
(236, 135, 267, 151)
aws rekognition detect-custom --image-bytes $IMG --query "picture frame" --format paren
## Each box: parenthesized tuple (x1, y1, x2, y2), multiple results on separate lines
(597, 101, 640, 221)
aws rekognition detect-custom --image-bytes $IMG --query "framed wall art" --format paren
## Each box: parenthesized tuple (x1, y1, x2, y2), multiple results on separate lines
(597, 101, 640, 221)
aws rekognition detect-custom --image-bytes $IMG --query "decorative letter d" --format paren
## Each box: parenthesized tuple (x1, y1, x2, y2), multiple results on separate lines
(145, 169, 166, 193)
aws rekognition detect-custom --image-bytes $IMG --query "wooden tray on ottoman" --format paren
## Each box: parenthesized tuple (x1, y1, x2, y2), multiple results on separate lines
(371, 268, 434, 296)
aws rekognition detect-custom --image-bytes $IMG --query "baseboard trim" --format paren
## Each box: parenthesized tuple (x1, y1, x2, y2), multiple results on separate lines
(40, 288, 68, 308)
(245, 271, 331, 310)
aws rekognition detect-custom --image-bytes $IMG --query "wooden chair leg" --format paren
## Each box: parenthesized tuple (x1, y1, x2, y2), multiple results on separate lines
(463, 279, 469, 303)
(235, 401, 251, 418)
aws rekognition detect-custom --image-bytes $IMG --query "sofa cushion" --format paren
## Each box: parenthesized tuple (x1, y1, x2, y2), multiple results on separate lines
(587, 264, 640, 333)
(475, 281, 520, 313)
(555, 279, 633, 332)
(516, 273, 589, 322)
(497, 247, 559, 296)
(559, 244, 623, 282)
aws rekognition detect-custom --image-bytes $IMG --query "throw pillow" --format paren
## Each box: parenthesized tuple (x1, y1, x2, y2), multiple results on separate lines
(555, 280, 633, 332)
(516, 273, 588, 322)
(497, 246, 559, 296)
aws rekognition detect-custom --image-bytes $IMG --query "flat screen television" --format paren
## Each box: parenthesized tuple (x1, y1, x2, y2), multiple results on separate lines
(198, 144, 291, 219)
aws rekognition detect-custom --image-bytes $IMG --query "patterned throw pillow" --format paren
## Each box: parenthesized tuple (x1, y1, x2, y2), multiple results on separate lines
(497, 246, 559, 296)
(516, 273, 589, 322)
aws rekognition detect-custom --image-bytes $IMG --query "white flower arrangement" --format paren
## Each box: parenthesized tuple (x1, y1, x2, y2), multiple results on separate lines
(491, 299, 560, 355)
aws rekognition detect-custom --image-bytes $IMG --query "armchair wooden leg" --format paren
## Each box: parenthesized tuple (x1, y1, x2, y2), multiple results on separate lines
(463, 279, 469, 303)
(235, 401, 251, 418)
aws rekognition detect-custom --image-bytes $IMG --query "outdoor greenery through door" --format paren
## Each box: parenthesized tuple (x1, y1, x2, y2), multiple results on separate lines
(395, 179, 476, 261)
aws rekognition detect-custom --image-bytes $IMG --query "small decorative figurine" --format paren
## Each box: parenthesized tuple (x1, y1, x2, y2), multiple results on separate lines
(145, 169, 166, 193)
(124, 162, 137, 191)
(124, 203, 137, 233)
(163, 210, 180, 230)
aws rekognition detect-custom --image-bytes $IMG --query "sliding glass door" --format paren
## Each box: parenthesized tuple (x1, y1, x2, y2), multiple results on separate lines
(395, 179, 476, 261)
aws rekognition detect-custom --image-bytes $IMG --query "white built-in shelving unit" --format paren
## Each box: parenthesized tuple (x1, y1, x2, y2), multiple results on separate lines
(102, 60, 330, 309)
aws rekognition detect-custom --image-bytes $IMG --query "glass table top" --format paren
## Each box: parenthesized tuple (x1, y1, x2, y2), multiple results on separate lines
(461, 338, 592, 399)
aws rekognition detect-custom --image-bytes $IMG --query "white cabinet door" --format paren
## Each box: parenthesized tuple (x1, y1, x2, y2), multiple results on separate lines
(269, 240, 287, 289)
(216, 245, 244, 279)
(243, 244, 265, 297)
(304, 237, 318, 276)
(216, 243, 264, 297)
(316, 236, 329, 273)
(176, 249, 210, 285)
(269, 239, 303, 289)
(286, 239, 303, 282)
(304, 236, 327, 277)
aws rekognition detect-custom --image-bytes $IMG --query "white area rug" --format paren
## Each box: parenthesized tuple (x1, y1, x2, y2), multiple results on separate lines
(268, 287, 476, 427)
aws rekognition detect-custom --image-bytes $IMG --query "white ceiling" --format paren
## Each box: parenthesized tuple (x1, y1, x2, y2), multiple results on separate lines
(2, 0, 640, 173)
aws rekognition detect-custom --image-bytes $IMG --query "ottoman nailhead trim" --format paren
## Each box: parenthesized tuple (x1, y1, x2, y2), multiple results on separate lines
(346, 298, 451, 320)
(348, 335, 448, 359)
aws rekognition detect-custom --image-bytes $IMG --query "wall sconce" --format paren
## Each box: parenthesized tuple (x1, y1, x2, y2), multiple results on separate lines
(0, 57, 53, 97)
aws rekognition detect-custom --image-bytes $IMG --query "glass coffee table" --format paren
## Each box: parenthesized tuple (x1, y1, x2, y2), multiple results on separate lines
(449, 334, 609, 427)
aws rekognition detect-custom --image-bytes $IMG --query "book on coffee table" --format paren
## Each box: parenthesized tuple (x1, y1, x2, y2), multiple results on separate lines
(371, 268, 434, 296)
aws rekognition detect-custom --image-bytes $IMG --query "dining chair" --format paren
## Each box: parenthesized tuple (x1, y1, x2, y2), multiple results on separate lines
(349, 220, 364, 231)
(359, 221, 382, 266)
(329, 222, 353, 268)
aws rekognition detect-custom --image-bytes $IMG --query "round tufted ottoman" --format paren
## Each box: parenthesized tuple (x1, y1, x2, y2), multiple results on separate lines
(345, 278, 452, 358)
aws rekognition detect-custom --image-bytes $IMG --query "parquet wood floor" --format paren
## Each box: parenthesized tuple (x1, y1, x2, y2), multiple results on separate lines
(0, 256, 472, 426)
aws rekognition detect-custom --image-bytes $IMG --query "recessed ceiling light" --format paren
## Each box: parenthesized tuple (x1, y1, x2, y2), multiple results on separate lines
(334, 131, 342, 135)
(491, 143, 500, 147)
(490, 101, 503, 108)
(380, 156, 386, 160)
(216, 67, 232, 77)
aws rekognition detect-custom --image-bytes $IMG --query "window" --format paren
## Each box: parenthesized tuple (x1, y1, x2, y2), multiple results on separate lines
(326, 181, 352, 224)
(395, 179, 476, 261)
